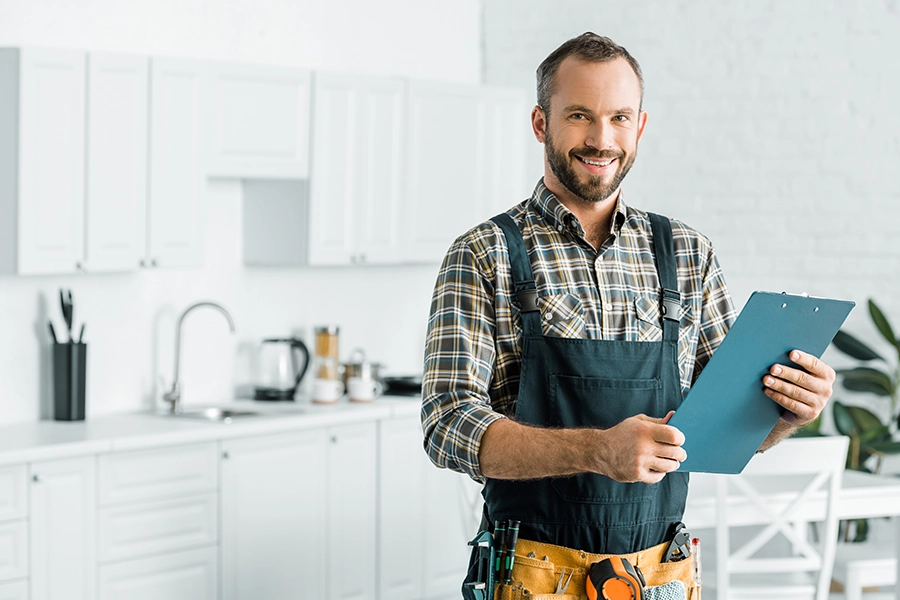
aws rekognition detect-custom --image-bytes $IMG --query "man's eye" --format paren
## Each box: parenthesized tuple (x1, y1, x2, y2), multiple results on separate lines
(613, 115, 629, 122)
(569, 113, 587, 120)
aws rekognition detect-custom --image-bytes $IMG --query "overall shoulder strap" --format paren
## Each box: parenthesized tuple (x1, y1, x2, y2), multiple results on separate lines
(490, 213, 542, 335)
(648, 212, 681, 342)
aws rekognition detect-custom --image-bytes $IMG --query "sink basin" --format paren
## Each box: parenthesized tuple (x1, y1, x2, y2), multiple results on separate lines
(168, 407, 260, 423)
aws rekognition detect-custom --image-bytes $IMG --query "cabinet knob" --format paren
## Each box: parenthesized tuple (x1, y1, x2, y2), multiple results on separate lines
(75, 262, 85, 272)
(139, 259, 147, 268)
(32, 474, 40, 483)
(222, 451, 230, 459)
(330, 435, 337, 444)
(151, 258, 158, 267)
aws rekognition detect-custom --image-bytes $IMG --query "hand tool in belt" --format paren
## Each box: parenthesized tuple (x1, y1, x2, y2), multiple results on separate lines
(662, 522, 691, 563)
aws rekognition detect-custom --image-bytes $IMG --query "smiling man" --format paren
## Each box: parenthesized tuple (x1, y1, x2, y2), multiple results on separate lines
(422, 32, 835, 599)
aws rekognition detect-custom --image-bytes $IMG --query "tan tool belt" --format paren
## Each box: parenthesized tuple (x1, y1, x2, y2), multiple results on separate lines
(494, 538, 700, 600)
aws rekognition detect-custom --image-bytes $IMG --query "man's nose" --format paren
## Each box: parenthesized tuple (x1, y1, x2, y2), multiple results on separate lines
(584, 121, 614, 149)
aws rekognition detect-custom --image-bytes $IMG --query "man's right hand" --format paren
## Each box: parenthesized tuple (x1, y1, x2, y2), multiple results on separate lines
(478, 412, 686, 483)
(592, 411, 686, 484)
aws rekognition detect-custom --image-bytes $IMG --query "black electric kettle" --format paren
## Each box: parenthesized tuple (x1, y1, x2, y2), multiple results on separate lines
(253, 338, 310, 400)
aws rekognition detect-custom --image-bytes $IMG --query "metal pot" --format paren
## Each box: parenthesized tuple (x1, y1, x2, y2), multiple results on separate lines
(341, 348, 383, 388)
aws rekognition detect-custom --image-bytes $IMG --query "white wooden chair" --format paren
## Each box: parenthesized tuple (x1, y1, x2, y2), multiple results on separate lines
(713, 436, 850, 600)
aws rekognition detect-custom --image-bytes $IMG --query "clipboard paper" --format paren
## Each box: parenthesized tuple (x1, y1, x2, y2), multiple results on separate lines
(668, 291, 854, 474)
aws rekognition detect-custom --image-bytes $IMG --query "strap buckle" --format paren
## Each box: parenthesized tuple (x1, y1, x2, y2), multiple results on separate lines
(516, 281, 540, 313)
(660, 289, 682, 322)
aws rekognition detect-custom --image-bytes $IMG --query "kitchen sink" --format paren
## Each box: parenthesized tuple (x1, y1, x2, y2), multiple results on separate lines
(167, 407, 261, 423)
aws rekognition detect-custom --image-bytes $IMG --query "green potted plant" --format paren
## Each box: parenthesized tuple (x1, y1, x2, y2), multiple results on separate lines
(814, 299, 900, 541)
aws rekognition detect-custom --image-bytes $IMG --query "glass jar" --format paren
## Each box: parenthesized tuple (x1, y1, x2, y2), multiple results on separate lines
(312, 325, 343, 402)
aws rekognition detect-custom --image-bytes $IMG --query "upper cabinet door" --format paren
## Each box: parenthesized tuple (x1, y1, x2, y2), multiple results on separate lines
(147, 58, 207, 268)
(404, 81, 485, 264)
(7, 48, 86, 275)
(208, 63, 311, 179)
(479, 86, 535, 221)
(355, 76, 406, 265)
(308, 72, 358, 266)
(85, 53, 148, 272)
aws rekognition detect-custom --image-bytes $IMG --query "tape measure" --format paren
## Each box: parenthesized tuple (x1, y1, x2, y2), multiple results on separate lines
(585, 556, 646, 600)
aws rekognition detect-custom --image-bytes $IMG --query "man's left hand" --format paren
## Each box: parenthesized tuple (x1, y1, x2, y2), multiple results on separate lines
(763, 350, 836, 427)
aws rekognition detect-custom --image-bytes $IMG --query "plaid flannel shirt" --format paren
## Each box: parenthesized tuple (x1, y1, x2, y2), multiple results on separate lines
(422, 180, 736, 482)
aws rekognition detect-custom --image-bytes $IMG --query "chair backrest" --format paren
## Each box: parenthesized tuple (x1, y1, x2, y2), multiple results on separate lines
(714, 435, 849, 600)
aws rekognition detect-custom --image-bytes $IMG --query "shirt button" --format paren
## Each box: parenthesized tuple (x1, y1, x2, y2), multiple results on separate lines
(557, 225, 564, 232)
(605, 304, 613, 312)
(544, 312, 553, 321)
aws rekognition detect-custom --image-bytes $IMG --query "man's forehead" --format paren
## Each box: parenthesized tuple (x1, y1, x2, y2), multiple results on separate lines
(550, 56, 642, 110)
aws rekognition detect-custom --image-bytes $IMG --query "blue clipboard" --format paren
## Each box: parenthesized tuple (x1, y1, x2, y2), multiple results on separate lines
(669, 291, 855, 474)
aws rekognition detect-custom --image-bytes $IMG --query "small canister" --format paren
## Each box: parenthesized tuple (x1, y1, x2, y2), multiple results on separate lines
(312, 325, 344, 403)
(343, 348, 384, 402)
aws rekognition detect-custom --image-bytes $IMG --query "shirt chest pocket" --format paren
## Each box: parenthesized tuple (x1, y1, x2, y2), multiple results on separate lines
(536, 293, 586, 338)
(634, 295, 694, 342)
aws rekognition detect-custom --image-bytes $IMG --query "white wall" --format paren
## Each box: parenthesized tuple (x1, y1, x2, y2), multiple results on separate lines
(0, 0, 481, 424)
(484, 0, 900, 429)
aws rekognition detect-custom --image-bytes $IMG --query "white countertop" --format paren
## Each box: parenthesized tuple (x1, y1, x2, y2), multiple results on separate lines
(0, 395, 422, 466)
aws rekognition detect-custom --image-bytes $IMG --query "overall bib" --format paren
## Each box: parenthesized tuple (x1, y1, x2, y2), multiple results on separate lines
(483, 211, 689, 555)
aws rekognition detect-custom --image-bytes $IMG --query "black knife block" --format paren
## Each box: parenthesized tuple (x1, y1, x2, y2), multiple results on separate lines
(52, 342, 87, 421)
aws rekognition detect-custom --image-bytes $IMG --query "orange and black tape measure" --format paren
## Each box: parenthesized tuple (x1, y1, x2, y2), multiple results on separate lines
(585, 556, 646, 600)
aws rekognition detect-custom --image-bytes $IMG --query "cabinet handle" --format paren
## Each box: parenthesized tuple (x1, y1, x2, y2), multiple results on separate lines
(330, 436, 337, 444)
(139, 259, 147, 268)
(151, 258, 158, 267)
(32, 474, 40, 483)
(75, 262, 86, 272)
(222, 451, 230, 459)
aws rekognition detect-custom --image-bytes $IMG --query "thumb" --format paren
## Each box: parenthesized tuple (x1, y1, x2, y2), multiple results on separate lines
(637, 410, 676, 424)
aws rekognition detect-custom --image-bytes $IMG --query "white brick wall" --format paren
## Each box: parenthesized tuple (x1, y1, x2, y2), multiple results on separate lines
(483, 0, 900, 363)
(483, 0, 900, 432)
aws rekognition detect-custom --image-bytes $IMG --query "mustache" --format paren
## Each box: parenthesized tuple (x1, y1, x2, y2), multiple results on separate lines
(570, 149, 623, 161)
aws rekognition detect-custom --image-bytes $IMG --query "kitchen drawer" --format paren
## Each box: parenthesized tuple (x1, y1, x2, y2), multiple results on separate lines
(0, 467, 26, 522)
(0, 521, 27, 581)
(0, 579, 27, 600)
(98, 492, 218, 563)
(98, 545, 217, 600)
(98, 443, 218, 506)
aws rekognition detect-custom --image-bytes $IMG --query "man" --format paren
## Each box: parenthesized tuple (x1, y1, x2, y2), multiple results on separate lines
(422, 32, 835, 596)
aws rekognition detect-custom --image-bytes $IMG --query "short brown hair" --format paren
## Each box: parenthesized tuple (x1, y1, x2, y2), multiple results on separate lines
(536, 32, 644, 114)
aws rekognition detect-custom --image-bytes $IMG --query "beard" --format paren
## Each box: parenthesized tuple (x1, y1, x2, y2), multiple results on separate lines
(544, 128, 636, 205)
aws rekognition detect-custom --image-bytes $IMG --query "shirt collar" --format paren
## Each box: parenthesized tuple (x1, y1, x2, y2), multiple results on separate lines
(529, 178, 628, 238)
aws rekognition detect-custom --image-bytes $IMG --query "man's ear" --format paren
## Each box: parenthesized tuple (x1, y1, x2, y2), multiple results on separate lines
(531, 105, 546, 143)
(637, 110, 648, 143)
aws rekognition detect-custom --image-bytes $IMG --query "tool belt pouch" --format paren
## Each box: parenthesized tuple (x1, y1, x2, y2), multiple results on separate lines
(489, 539, 700, 600)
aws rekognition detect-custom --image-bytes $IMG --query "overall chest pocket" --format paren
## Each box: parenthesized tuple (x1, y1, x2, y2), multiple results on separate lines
(536, 294, 586, 339)
(634, 296, 695, 342)
(548, 374, 663, 504)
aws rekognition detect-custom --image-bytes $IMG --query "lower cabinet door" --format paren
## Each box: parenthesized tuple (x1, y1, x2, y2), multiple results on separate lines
(29, 457, 96, 600)
(0, 580, 28, 600)
(220, 429, 329, 600)
(98, 545, 217, 600)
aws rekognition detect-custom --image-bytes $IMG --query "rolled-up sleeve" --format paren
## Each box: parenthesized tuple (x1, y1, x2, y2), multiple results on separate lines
(421, 236, 505, 482)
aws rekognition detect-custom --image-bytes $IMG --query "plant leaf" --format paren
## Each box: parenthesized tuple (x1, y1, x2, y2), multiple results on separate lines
(868, 299, 900, 353)
(831, 330, 884, 362)
(857, 423, 890, 444)
(832, 401, 857, 436)
(838, 367, 894, 397)
(865, 440, 900, 455)
(844, 404, 886, 432)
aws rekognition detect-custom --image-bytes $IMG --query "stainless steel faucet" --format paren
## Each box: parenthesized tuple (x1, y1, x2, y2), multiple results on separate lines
(163, 301, 236, 414)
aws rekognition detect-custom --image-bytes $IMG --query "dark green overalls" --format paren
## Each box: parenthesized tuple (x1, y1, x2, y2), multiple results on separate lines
(483, 211, 689, 555)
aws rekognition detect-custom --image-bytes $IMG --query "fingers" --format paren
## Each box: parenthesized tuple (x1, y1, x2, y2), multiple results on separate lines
(763, 350, 835, 426)
(600, 415, 687, 483)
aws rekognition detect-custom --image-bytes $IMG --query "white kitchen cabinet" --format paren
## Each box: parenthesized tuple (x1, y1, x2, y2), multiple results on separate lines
(84, 53, 149, 272)
(378, 417, 426, 600)
(29, 456, 96, 600)
(479, 86, 535, 220)
(404, 80, 485, 264)
(379, 416, 480, 600)
(0, 48, 86, 275)
(307, 72, 406, 266)
(327, 422, 377, 600)
(220, 422, 377, 600)
(98, 545, 217, 600)
(220, 429, 329, 600)
(0, 522, 27, 582)
(146, 58, 207, 268)
(208, 63, 311, 179)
